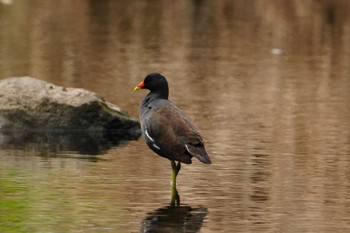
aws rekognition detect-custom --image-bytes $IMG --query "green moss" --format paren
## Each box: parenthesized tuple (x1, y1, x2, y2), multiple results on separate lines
(0, 174, 34, 233)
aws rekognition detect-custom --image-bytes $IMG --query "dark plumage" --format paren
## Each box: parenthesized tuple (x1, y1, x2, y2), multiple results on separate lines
(134, 73, 211, 203)
(134, 73, 211, 177)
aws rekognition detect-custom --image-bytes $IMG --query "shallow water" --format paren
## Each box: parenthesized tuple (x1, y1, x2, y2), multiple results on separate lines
(1, 1, 350, 232)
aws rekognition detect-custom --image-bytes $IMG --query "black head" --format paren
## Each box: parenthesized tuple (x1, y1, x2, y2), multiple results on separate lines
(134, 73, 169, 99)
(143, 73, 168, 91)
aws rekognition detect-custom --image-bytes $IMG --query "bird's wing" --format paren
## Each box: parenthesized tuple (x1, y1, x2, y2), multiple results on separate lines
(147, 102, 211, 164)
(166, 104, 212, 164)
(146, 106, 183, 150)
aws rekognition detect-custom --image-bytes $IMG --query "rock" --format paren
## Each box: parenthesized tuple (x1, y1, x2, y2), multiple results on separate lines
(0, 77, 141, 139)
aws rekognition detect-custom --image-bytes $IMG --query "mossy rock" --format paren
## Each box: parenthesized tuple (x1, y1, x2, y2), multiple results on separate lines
(0, 77, 140, 139)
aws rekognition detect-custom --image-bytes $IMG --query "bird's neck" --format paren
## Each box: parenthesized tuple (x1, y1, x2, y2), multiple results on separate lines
(147, 89, 169, 100)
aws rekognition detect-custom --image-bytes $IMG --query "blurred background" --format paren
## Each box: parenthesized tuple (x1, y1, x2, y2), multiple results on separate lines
(1, 0, 350, 232)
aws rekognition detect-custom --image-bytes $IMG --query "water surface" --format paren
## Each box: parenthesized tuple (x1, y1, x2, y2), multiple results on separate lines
(1, 1, 350, 232)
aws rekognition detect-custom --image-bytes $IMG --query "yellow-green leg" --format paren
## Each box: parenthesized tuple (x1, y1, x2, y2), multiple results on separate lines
(170, 160, 181, 206)
(170, 160, 181, 186)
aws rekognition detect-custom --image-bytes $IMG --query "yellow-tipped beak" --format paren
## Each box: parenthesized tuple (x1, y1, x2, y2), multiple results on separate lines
(134, 80, 144, 91)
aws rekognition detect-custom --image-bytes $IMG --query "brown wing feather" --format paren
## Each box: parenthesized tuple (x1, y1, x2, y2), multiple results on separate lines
(148, 102, 211, 164)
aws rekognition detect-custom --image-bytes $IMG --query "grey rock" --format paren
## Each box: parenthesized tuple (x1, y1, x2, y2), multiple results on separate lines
(0, 77, 141, 139)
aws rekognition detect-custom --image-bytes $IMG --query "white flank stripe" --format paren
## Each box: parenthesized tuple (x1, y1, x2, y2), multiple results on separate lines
(185, 144, 192, 154)
(152, 143, 160, 150)
(145, 129, 154, 142)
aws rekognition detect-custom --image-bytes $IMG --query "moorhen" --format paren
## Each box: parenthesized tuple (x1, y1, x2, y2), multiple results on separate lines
(134, 73, 211, 188)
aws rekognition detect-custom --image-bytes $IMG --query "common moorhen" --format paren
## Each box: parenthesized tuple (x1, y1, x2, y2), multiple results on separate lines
(134, 73, 211, 188)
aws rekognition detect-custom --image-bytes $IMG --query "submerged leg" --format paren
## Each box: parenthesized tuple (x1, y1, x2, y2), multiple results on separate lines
(170, 185, 180, 207)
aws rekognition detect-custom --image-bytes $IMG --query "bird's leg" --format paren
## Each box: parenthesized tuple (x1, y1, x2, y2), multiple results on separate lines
(170, 160, 181, 187)
(170, 160, 181, 206)
(170, 185, 180, 207)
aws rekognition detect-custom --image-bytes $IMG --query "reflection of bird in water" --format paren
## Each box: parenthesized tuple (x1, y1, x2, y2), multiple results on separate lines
(141, 204, 208, 233)
(134, 73, 212, 191)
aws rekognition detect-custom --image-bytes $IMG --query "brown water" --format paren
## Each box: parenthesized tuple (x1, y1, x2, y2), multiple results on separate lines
(1, 1, 350, 232)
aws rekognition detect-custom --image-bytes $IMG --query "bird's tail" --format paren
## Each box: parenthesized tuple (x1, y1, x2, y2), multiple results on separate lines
(185, 144, 212, 164)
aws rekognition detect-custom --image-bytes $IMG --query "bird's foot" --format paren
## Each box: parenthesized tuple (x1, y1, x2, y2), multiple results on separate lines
(171, 185, 180, 207)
